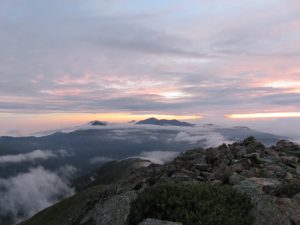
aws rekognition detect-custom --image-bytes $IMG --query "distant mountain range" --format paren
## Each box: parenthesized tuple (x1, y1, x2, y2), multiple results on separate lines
(0, 118, 285, 225)
(136, 118, 194, 127)
(0, 118, 283, 178)
(89, 118, 194, 127)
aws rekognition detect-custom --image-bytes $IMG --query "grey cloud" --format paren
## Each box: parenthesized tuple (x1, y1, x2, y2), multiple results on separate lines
(259, 93, 300, 105)
(55, 165, 77, 181)
(0, 0, 299, 118)
(0, 81, 297, 115)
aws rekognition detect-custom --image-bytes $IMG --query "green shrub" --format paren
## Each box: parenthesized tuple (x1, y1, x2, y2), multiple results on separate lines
(127, 182, 253, 225)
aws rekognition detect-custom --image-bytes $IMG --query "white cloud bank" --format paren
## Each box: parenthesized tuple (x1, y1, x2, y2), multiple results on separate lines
(0, 149, 70, 165)
(0, 166, 75, 224)
(137, 151, 180, 164)
(173, 131, 231, 147)
(0, 150, 55, 165)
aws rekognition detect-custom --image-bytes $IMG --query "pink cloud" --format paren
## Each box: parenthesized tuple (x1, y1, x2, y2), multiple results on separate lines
(54, 74, 94, 85)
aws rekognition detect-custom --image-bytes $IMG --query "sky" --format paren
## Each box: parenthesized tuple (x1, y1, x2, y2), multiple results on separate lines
(0, 0, 300, 136)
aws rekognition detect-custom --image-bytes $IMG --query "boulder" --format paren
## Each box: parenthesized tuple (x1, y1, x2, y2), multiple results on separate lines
(235, 177, 281, 197)
(193, 163, 211, 172)
(276, 140, 300, 157)
(169, 173, 195, 182)
(251, 195, 291, 225)
(232, 158, 252, 172)
(276, 140, 300, 150)
(274, 197, 300, 225)
(293, 193, 300, 203)
(80, 191, 137, 225)
(264, 165, 287, 179)
(240, 167, 261, 178)
(138, 218, 182, 225)
(281, 179, 300, 197)
(281, 156, 299, 164)
(250, 193, 300, 225)
(231, 162, 245, 172)
(244, 153, 263, 165)
(243, 137, 266, 153)
(213, 163, 233, 183)
(297, 166, 300, 175)
(236, 147, 248, 158)
(229, 172, 245, 185)
(234, 179, 263, 197)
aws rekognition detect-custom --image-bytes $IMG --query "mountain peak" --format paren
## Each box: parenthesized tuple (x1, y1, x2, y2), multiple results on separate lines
(88, 120, 107, 126)
(136, 117, 194, 127)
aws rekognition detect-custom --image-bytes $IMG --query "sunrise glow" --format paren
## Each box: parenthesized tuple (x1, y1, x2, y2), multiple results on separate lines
(226, 112, 300, 119)
(160, 91, 191, 99)
(52, 113, 202, 122)
(264, 80, 300, 92)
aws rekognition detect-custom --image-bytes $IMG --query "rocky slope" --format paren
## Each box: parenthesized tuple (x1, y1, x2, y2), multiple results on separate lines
(20, 137, 300, 225)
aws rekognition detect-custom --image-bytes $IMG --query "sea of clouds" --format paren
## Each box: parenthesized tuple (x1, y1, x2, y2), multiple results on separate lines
(136, 151, 180, 164)
(0, 166, 75, 224)
(0, 149, 69, 165)
(0, 121, 291, 224)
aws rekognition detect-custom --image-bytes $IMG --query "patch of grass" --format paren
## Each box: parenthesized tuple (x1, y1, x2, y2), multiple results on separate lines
(127, 182, 253, 225)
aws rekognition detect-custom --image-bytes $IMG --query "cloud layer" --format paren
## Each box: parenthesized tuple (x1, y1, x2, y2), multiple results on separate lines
(0, 149, 69, 165)
(0, 166, 74, 224)
(173, 131, 230, 147)
(0, 150, 55, 164)
(137, 151, 180, 165)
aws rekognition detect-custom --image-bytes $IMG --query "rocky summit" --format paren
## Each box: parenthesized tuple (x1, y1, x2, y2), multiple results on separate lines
(20, 137, 300, 225)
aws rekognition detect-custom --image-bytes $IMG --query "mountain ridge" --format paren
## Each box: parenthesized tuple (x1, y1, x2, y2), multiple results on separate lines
(19, 137, 300, 225)
(136, 118, 194, 127)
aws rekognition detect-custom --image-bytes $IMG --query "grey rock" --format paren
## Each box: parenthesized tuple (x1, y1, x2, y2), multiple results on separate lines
(80, 191, 137, 225)
(229, 172, 245, 185)
(245, 153, 263, 164)
(251, 195, 291, 225)
(193, 163, 211, 172)
(281, 156, 299, 164)
(236, 147, 248, 158)
(235, 177, 281, 197)
(235, 179, 263, 197)
(138, 218, 182, 225)
(296, 166, 300, 175)
(170, 173, 195, 182)
(293, 193, 300, 203)
(281, 179, 300, 197)
(276, 140, 300, 157)
(251, 194, 300, 225)
(231, 163, 244, 172)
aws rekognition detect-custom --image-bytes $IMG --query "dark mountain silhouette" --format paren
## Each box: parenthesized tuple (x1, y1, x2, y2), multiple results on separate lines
(136, 118, 194, 127)
(88, 121, 107, 126)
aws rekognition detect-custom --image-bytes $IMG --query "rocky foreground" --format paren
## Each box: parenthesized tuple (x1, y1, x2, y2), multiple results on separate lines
(21, 137, 300, 225)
